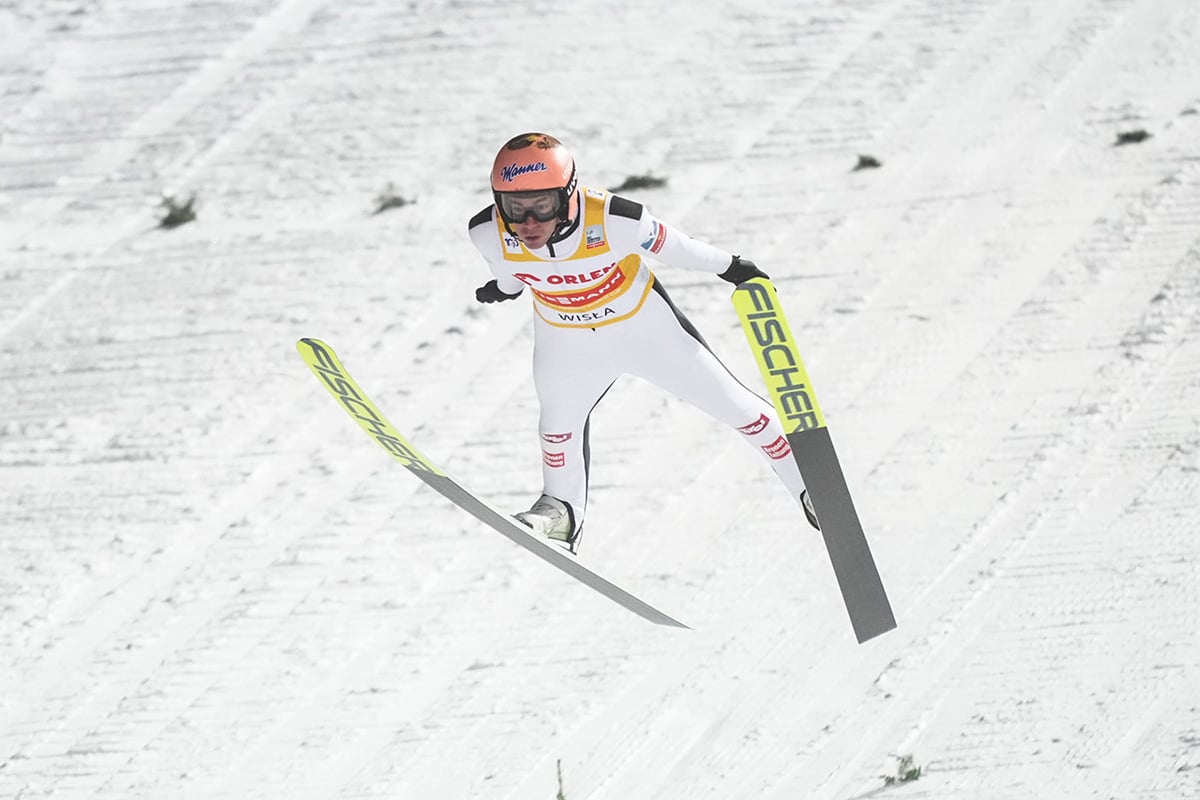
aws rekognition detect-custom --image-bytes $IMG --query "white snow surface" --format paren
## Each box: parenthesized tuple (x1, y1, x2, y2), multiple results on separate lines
(2, 1, 1199, 798)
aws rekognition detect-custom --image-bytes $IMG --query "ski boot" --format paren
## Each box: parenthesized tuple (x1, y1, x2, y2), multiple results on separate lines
(799, 489, 820, 532)
(515, 494, 581, 552)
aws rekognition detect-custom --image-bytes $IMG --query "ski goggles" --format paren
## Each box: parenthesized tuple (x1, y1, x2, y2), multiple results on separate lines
(496, 189, 564, 225)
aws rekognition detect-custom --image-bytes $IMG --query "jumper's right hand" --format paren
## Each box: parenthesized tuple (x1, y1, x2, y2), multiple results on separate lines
(475, 279, 522, 303)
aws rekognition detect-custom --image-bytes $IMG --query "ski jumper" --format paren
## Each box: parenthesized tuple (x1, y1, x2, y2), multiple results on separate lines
(469, 187, 807, 534)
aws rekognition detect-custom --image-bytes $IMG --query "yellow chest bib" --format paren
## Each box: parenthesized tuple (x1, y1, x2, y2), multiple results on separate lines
(495, 188, 653, 328)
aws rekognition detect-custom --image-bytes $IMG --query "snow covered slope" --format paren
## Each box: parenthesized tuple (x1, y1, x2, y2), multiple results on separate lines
(2, 1, 1198, 797)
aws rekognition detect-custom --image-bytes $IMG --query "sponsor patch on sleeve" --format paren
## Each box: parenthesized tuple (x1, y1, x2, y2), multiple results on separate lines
(640, 219, 667, 254)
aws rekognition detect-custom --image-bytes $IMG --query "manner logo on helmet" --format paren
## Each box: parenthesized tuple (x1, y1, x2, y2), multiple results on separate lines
(500, 161, 548, 183)
(640, 220, 667, 254)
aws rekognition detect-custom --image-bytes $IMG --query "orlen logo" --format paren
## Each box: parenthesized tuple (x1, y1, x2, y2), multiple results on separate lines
(500, 162, 547, 183)
(543, 451, 566, 468)
(535, 268, 626, 309)
(514, 265, 615, 286)
(738, 414, 771, 436)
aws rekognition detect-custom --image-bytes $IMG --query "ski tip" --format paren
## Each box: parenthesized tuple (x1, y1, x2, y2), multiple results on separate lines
(296, 338, 338, 363)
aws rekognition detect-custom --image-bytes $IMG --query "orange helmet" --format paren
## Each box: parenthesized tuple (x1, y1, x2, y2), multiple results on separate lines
(490, 133, 578, 227)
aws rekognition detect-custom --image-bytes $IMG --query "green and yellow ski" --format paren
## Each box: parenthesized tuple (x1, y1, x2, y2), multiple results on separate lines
(297, 337, 688, 629)
(732, 278, 896, 643)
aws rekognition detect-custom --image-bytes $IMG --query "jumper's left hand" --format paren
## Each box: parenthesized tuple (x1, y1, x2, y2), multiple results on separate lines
(718, 255, 769, 284)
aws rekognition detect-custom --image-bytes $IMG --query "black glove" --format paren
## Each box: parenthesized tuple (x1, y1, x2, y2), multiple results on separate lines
(718, 255, 769, 285)
(475, 279, 522, 303)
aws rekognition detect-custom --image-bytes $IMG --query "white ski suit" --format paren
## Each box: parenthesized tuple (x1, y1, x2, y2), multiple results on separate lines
(469, 187, 806, 536)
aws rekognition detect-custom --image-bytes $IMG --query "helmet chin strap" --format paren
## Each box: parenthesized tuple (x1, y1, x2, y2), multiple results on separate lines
(547, 212, 580, 246)
(545, 190, 581, 247)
